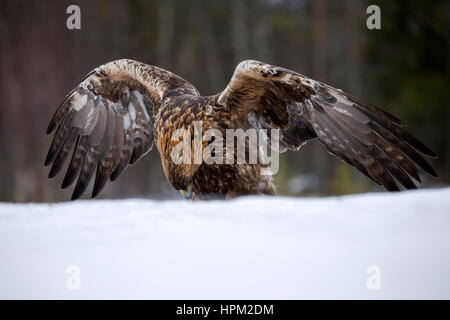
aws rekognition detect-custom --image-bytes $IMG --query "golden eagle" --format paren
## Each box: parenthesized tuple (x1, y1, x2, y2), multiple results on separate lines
(45, 59, 437, 200)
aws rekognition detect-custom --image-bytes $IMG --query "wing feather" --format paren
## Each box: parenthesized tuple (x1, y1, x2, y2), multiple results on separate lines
(62, 135, 87, 190)
(48, 127, 79, 179)
(44, 110, 75, 166)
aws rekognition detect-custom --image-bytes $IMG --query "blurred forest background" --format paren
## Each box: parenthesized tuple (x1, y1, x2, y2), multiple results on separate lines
(0, 0, 448, 202)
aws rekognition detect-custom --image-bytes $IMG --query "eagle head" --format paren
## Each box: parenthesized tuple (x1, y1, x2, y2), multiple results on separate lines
(161, 156, 199, 199)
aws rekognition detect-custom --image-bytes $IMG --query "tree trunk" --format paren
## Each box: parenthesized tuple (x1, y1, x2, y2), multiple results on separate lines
(312, 0, 330, 194)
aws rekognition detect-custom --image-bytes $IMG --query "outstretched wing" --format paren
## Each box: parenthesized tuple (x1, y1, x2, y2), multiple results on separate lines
(45, 59, 182, 200)
(218, 60, 437, 191)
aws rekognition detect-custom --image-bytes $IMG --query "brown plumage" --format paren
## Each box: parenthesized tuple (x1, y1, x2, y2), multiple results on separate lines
(45, 59, 437, 200)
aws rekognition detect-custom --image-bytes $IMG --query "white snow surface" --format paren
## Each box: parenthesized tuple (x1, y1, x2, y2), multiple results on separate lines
(0, 188, 449, 299)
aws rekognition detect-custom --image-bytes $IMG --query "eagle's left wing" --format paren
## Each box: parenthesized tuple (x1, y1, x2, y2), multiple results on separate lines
(218, 60, 437, 191)
(44, 59, 195, 200)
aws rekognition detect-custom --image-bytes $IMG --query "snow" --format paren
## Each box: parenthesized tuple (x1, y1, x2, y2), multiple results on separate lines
(0, 188, 449, 299)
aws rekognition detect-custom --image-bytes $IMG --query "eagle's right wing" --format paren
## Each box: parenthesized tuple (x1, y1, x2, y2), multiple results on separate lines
(218, 60, 437, 191)
(45, 59, 196, 200)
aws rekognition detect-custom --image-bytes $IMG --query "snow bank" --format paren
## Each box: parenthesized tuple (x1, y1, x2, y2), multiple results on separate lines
(0, 188, 449, 299)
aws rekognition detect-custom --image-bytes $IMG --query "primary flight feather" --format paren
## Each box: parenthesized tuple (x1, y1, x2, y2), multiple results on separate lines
(45, 59, 437, 200)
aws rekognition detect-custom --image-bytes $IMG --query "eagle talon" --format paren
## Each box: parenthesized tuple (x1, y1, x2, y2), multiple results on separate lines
(180, 184, 192, 199)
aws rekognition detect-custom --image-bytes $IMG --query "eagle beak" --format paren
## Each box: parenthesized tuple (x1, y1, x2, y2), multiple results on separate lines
(180, 184, 192, 199)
